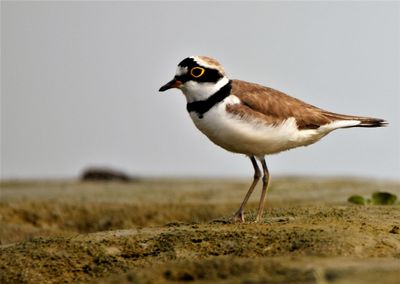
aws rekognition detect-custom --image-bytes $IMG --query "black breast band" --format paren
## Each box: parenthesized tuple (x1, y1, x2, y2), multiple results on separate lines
(186, 80, 232, 118)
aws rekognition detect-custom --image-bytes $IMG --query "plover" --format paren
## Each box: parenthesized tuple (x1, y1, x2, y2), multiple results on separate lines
(159, 56, 387, 223)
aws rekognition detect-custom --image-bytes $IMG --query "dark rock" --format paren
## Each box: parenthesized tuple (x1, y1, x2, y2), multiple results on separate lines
(80, 167, 136, 182)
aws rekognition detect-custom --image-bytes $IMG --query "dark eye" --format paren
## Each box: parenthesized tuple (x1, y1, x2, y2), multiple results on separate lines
(190, 67, 205, 78)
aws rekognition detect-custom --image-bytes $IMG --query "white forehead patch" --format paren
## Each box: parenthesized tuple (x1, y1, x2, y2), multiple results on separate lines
(175, 66, 188, 76)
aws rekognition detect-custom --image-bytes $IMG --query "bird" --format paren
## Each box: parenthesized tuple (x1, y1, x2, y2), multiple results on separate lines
(159, 56, 388, 223)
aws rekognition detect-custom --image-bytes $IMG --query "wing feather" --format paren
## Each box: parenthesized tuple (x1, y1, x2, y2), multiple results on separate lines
(228, 80, 332, 129)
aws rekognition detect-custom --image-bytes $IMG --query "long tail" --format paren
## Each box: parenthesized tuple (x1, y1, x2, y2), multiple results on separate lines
(322, 111, 388, 128)
(356, 117, 388, 128)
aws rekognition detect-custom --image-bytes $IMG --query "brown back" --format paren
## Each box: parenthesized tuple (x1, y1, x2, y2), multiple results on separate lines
(228, 80, 334, 130)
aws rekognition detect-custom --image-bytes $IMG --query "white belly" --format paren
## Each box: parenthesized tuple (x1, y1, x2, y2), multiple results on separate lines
(189, 96, 328, 157)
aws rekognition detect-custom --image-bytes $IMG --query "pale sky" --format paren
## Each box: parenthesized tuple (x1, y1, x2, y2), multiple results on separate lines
(1, 1, 400, 180)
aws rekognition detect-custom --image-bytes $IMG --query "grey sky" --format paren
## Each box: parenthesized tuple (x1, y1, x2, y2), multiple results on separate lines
(1, 1, 399, 180)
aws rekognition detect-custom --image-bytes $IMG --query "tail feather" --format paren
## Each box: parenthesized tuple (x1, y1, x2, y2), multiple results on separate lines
(357, 117, 388, 128)
(322, 111, 388, 128)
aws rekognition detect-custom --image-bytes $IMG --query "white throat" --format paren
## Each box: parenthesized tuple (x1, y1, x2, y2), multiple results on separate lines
(181, 77, 230, 103)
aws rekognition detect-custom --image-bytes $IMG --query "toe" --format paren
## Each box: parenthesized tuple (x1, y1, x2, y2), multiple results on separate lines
(232, 212, 245, 223)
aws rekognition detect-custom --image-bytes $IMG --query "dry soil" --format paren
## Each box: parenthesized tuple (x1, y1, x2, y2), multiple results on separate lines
(1, 177, 399, 283)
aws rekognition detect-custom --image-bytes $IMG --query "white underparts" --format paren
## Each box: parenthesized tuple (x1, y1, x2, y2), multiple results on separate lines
(189, 95, 359, 156)
(320, 120, 361, 130)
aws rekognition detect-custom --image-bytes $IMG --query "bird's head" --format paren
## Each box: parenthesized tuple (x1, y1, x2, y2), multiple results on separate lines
(159, 56, 230, 102)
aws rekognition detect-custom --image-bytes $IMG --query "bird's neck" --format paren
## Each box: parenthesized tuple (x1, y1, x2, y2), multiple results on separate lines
(186, 80, 232, 118)
(182, 77, 230, 103)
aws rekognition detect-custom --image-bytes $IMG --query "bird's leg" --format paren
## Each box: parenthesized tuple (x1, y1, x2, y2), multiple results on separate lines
(233, 156, 261, 223)
(254, 158, 270, 223)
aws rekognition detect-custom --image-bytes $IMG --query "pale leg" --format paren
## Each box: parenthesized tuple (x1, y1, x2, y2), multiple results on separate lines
(233, 156, 261, 222)
(255, 157, 270, 223)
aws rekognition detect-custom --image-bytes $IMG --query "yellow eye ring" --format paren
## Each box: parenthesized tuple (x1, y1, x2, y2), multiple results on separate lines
(190, 67, 205, 78)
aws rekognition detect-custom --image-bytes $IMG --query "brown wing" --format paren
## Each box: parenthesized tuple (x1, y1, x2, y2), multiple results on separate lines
(228, 80, 333, 130)
(228, 80, 387, 129)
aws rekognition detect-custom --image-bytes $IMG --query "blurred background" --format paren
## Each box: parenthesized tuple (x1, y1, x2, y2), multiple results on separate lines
(1, 1, 399, 180)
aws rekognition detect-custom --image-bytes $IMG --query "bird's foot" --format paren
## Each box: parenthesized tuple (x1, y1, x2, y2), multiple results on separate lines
(232, 211, 245, 223)
(253, 213, 264, 223)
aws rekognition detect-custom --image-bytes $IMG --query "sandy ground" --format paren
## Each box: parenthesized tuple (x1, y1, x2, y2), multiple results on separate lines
(1, 177, 399, 283)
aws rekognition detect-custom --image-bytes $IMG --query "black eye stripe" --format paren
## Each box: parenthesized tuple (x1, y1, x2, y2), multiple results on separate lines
(177, 57, 223, 83)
